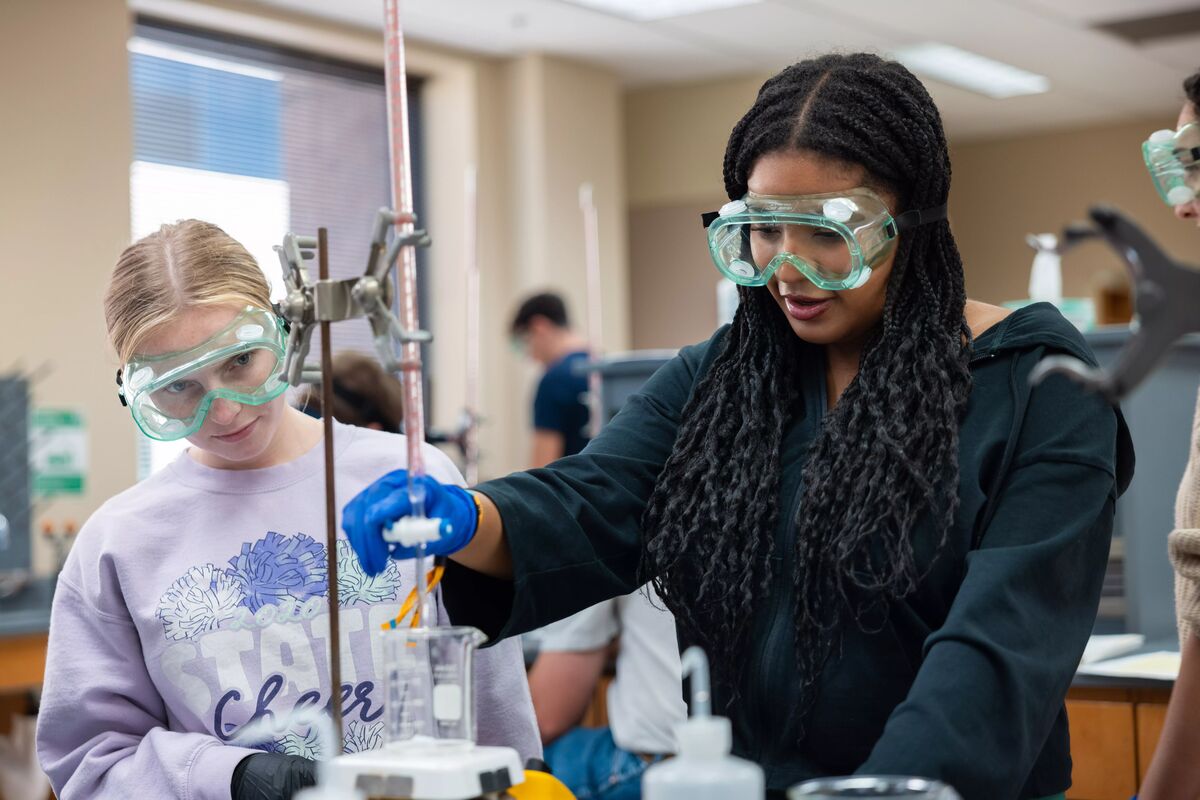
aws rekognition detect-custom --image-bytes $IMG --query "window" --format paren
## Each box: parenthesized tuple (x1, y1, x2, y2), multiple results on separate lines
(128, 21, 423, 477)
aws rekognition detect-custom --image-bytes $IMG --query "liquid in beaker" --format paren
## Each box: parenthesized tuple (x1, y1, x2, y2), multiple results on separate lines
(384, 625, 486, 746)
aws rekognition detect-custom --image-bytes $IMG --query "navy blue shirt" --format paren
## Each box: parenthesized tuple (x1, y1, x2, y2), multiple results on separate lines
(533, 350, 591, 457)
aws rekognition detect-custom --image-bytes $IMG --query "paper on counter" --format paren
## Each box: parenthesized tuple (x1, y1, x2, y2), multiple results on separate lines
(0, 714, 50, 800)
(1080, 634, 1145, 665)
(1076, 650, 1181, 681)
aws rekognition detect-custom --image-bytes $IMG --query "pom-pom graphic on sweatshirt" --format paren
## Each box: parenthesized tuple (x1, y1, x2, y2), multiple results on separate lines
(155, 533, 405, 641)
(273, 720, 384, 758)
(156, 564, 247, 641)
(276, 724, 321, 760)
(335, 539, 403, 607)
(227, 531, 328, 612)
(344, 720, 386, 753)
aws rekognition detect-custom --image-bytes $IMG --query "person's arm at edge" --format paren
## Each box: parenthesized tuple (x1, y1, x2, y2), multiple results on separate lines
(528, 648, 610, 744)
(530, 367, 567, 468)
(530, 430, 565, 469)
(1138, 633, 1200, 800)
(1140, 390, 1200, 800)
(452, 491, 512, 579)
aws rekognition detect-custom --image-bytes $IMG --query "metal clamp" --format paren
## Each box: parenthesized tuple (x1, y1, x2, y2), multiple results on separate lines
(274, 208, 432, 385)
(1029, 205, 1200, 401)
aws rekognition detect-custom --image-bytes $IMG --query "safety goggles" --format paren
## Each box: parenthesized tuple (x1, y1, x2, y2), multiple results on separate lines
(1143, 122, 1200, 207)
(116, 306, 288, 441)
(701, 188, 947, 291)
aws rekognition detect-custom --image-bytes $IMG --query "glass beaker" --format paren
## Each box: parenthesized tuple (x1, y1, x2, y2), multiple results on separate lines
(788, 776, 962, 799)
(384, 625, 487, 746)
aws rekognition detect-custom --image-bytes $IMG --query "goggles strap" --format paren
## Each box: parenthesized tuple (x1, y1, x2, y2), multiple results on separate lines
(892, 202, 948, 233)
(270, 303, 292, 333)
(115, 369, 128, 407)
(702, 202, 950, 232)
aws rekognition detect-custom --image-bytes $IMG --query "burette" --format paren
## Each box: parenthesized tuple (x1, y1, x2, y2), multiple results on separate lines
(383, 0, 435, 629)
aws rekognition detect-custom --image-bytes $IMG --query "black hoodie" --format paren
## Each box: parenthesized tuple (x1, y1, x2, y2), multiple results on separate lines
(445, 302, 1135, 800)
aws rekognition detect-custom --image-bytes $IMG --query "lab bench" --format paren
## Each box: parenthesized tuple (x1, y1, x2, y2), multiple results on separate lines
(1065, 684, 1170, 800)
(1065, 643, 1178, 800)
(0, 576, 52, 693)
(0, 577, 52, 800)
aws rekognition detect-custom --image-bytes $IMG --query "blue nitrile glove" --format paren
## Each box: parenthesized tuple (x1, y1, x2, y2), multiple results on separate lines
(342, 469, 478, 576)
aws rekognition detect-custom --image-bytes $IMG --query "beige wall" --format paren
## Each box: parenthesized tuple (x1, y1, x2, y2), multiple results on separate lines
(625, 74, 770, 208)
(627, 201, 725, 350)
(624, 77, 1198, 350)
(624, 75, 764, 349)
(507, 54, 630, 343)
(1, 0, 135, 574)
(951, 117, 1197, 304)
(422, 50, 628, 477)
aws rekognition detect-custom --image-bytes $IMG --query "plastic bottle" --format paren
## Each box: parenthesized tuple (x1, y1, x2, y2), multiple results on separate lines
(716, 278, 740, 327)
(1026, 232, 1063, 306)
(642, 647, 764, 800)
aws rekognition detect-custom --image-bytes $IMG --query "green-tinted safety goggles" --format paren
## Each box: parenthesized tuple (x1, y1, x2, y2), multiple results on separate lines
(1143, 122, 1200, 207)
(116, 306, 289, 441)
(702, 188, 947, 292)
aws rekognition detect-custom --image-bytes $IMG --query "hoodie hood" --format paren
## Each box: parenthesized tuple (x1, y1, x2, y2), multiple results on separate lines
(972, 301, 1135, 496)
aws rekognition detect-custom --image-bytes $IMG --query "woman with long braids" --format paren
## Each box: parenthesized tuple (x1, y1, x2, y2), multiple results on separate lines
(344, 53, 1133, 800)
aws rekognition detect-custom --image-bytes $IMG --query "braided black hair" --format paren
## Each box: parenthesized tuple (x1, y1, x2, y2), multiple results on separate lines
(641, 53, 973, 719)
(1185, 67, 1200, 111)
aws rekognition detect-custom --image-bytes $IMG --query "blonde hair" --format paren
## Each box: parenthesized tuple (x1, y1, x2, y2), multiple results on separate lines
(105, 220, 273, 363)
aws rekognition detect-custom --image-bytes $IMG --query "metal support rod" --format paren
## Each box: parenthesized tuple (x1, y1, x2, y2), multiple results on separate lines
(580, 183, 604, 438)
(318, 227, 344, 744)
(383, 0, 433, 626)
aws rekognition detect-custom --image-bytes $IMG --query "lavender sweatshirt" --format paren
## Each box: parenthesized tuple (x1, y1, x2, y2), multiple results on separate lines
(36, 422, 539, 800)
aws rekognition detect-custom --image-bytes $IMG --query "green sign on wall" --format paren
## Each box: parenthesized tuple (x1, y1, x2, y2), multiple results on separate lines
(31, 409, 87, 496)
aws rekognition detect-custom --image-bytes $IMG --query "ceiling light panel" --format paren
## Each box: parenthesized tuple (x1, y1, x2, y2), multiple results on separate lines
(892, 42, 1050, 99)
(558, 0, 762, 22)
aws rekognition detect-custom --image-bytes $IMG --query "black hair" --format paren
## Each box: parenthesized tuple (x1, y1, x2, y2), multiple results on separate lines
(511, 292, 569, 334)
(640, 53, 973, 723)
(1185, 67, 1200, 111)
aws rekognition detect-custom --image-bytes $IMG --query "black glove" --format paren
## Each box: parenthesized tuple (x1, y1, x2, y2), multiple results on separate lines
(231, 752, 318, 800)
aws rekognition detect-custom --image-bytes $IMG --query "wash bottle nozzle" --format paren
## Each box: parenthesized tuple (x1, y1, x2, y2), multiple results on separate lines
(642, 646, 765, 800)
